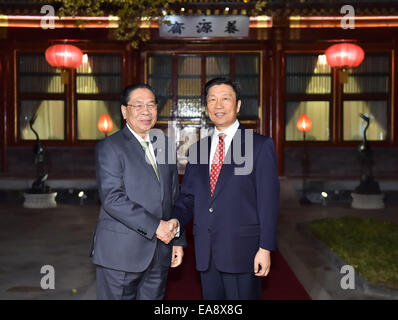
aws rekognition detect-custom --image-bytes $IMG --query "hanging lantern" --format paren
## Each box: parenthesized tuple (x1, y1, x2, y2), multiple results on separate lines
(325, 43, 365, 84)
(45, 44, 83, 84)
(45, 44, 83, 69)
(296, 114, 312, 133)
(97, 114, 114, 137)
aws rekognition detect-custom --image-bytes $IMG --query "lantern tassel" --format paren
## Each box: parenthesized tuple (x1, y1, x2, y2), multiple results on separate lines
(339, 68, 349, 84)
(60, 69, 68, 85)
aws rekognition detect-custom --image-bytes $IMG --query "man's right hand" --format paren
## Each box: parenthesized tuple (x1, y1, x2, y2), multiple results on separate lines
(156, 219, 179, 244)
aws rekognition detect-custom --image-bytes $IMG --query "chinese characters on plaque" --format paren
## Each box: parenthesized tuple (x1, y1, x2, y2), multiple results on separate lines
(159, 16, 249, 38)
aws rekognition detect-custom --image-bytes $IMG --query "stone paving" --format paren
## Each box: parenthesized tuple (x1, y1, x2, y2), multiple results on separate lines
(0, 201, 397, 300)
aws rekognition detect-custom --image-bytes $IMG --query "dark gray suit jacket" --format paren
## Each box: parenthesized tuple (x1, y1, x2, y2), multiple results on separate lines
(92, 125, 186, 273)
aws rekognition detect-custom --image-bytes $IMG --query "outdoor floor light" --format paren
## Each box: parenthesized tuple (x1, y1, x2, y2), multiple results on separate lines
(296, 114, 312, 204)
(78, 191, 87, 206)
(321, 191, 328, 206)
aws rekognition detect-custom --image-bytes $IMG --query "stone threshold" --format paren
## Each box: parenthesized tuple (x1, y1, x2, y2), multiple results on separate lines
(0, 178, 96, 190)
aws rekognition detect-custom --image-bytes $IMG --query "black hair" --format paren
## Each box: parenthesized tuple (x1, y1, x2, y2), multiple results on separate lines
(204, 77, 241, 102)
(121, 83, 158, 106)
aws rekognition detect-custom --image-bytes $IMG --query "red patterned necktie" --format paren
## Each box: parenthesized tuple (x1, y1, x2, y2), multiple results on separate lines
(210, 133, 226, 196)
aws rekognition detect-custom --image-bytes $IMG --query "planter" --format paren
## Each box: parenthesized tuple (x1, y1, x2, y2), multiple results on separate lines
(351, 192, 385, 209)
(23, 192, 57, 209)
(297, 222, 398, 299)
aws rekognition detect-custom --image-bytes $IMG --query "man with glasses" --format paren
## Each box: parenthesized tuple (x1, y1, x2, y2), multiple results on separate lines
(91, 83, 185, 300)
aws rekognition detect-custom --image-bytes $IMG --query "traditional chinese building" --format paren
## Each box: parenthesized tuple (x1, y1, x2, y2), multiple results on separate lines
(0, 0, 397, 200)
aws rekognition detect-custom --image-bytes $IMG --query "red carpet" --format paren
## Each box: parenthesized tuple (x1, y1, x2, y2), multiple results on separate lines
(164, 223, 311, 300)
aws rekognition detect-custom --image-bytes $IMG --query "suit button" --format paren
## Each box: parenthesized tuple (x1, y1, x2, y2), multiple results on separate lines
(209, 208, 213, 213)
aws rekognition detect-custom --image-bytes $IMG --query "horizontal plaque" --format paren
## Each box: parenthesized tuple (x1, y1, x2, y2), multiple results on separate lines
(159, 15, 249, 38)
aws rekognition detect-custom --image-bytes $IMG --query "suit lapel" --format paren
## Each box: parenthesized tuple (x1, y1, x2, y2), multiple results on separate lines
(195, 136, 212, 201)
(123, 126, 160, 185)
(155, 144, 166, 202)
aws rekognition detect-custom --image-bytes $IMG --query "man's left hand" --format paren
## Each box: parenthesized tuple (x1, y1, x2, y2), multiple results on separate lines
(171, 246, 184, 268)
(254, 248, 271, 277)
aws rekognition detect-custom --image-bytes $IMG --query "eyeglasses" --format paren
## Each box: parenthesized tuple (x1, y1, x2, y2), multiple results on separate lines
(126, 102, 157, 111)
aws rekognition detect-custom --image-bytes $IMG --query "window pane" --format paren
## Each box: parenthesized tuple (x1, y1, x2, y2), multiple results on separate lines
(206, 55, 229, 80)
(235, 54, 258, 75)
(235, 54, 259, 117)
(146, 52, 261, 120)
(178, 55, 201, 75)
(178, 78, 201, 96)
(148, 55, 173, 118)
(237, 77, 258, 97)
(178, 55, 201, 117)
(344, 54, 389, 94)
(286, 54, 331, 94)
(76, 55, 122, 94)
(285, 101, 330, 141)
(19, 54, 63, 93)
(77, 100, 121, 140)
(238, 98, 258, 117)
(157, 99, 173, 118)
(20, 100, 64, 140)
(343, 100, 388, 141)
(177, 99, 202, 118)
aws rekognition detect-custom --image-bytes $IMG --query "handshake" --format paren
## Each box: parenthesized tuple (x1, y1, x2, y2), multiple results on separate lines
(156, 219, 179, 244)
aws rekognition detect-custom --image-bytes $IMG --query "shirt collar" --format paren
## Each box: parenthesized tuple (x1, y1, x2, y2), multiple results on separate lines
(126, 123, 150, 143)
(213, 119, 240, 140)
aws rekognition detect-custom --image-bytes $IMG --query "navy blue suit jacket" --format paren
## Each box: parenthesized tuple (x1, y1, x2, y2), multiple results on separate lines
(172, 126, 280, 273)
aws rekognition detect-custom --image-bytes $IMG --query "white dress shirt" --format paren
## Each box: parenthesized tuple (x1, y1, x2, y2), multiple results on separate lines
(209, 119, 240, 172)
(126, 124, 157, 169)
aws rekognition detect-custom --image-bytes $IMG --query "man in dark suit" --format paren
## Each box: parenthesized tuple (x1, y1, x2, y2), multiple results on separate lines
(91, 83, 185, 300)
(172, 78, 279, 300)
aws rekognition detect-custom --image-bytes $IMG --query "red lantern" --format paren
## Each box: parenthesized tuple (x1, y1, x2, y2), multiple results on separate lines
(296, 114, 312, 132)
(325, 43, 364, 83)
(325, 43, 364, 68)
(45, 44, 83, 69)
(45, 44, 83, 84)
(97, 114, 114, 136)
